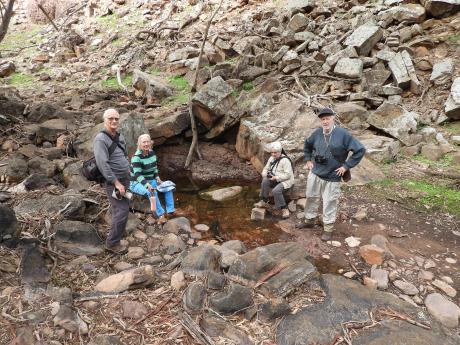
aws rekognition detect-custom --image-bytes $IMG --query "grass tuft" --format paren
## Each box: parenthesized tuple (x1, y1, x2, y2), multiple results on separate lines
(7, 72, 35, 86)
(101, 74, 133, 90)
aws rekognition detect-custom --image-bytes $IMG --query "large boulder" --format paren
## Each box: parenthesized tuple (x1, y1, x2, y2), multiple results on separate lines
(181, 244, 222, 275)
(344, 22, 383, 56)
(36, 119, 77, 144)
(132, 69, 173, 104)
(14, 193, 86, 220)
(388, 51, 421, 94)
(5, 156, 28, 182)
(333, 58, 363, 79)
(62, 161, 92, 191)
(0, 61, 15, 77)
(145, 109, 190, 146)
(28, 102, 75, 123)
(54, 221, 103, 256)
(367, 102, 419, 146)
(228, 242, 317, 297)
(380, 4, 426, 23)
(430, 59, 454, 86)
(200, 186, 243, 201)
(445, 77, 460, 120)
(0, 87, 26, 125)
(420, 0, 460, 17)
(209, 284, 253, 315)
(276, 274, 456, 345)
(192, 76, 234, 129)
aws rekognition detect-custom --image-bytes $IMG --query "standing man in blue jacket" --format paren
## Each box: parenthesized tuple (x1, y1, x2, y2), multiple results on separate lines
(298, 107, 365, 241)
(94, 108, 130, 254)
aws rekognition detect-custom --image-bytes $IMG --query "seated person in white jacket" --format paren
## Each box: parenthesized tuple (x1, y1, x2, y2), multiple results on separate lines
(254, 141, 295, 218)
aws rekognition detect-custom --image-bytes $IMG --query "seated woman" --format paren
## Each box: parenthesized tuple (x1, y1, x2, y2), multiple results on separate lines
(254, 141, 294, 219)
(130, 134, 175, 224)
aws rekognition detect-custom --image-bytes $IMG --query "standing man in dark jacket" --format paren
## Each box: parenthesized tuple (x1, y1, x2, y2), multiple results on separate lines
(94, 108, 130, 254)
(298, 107, 365, 241)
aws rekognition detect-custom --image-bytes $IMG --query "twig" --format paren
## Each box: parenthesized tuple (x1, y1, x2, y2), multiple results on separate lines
(254, 262, 290, 288)
(179, 312, 215, 345)
(36, 3, 60, 32)
(377, 308, 431, 330)
(133, 294, 174, 326)
(185, 0, 223, 168)
(179, 1, 204, 31)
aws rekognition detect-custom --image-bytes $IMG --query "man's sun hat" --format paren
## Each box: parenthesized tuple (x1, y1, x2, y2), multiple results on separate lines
(157, 180, 176, 193)
(317, 107, 336, 118)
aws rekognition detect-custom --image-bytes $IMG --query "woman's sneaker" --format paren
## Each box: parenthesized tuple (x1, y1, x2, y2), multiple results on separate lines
(254, 200, 269, 208)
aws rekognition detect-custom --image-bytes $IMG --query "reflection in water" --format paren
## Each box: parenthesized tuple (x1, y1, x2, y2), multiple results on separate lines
(174, 183, 289, 248)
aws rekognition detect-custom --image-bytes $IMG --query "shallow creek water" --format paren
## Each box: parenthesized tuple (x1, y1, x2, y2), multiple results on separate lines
(173, 181, 291, 248)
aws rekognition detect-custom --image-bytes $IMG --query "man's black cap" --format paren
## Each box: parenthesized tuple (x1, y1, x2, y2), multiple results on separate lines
(317, 107, 336, 118)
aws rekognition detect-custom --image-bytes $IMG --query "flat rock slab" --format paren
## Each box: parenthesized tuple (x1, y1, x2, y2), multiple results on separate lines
(14, 194, 86, 220)
(200, 186, 243, 201)
(344, 22, 382, 56)
(181, 244, 221, 275)
(276, 274, 456, 345)
(95, 265, 155, 293)
(228, 242, 317, 297)
(54, 220, 103, 255)
(21, 245, 51, 285)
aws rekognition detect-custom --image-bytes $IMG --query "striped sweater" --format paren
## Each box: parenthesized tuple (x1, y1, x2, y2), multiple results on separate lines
(130, 149, 159, 186)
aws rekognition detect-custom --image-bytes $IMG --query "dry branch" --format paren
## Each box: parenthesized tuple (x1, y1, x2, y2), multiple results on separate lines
(185, 0, 224, 168)
(179, 312, 215, 345)
(0, 0, 14, 44)
(37, 3, 59, 32)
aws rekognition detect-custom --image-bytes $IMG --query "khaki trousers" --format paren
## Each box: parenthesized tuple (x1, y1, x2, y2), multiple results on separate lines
(304, 173, 341, 231)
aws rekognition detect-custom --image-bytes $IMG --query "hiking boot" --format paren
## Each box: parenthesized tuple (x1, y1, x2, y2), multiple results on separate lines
(295, 218, 316, 229)
(157, 215, 167, 225)
(254, 200, 269, 208)
(321, 231, 332, 242)
(105, 243, 128, 254)
(281, 208, 290, 219)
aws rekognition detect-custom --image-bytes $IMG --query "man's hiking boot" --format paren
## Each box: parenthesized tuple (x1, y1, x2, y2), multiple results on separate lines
(105, 243, 128, 255)
(281, 208, 290, 219)
(295, 218, 317, 229)
(254, 200, 269, 208)
(321, 231, 332, 241)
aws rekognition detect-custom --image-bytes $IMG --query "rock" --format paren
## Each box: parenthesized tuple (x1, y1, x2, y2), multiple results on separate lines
(228, 242, 317, 297)
(345, 236, 361, 248)
(183, 282, 206, 313)
(251, 207, 266, 220)
(162, 233, 186, 255)
(288, 13, 308, 32)
(393, 280, 419, 295)
(54, 221, 103, 256)
(258, 298, 291, 322)
(324, 47, 358, 70)
(28, 102, 75, 123)
(209, 284, 253, 315)
(432, 279, 456, 297)
(366, 102, 418, 146)
(344, 22, 383, 56)
(445, 77, 460, 120)
(214, 246, 239, 268)
(145, 110, 190, 145)
(163, 217, 191, 234)
(424, 259, 436, 269)
(276, 274, 450, 345)
(421, 0, 460, 17)
(192, 76, 236, 129)
(370, 234, 393, 257)
(171, 271, 186, 290)
(359, 244, 385, 265)
(21, 245, 51, 285)
(132, 69, 173, 103)
(382, 4, 426, 23)
(0, 205, 19, 244)
(95, 265, 155, 293)
(114, 262, 133, 272)
(441, 276, 454, 284)
(122, 301, 148, 320)
(62, 161, 92, 191)
(353, 207, 367, 221)
(363, 276, 378, 289)
(371, 267, 389, 289)
(388, 51, 421, 94)
(53, 305, 88, 334)
(201, 186, 243, 201)
(286, 0, 316, 11)
(333, 58, 363, 79)
(421, 143, 444, 161)
(168, 47, 200, 62)
(127, 247, 145, 259)
(222, 240, 247, 254)
(334, 102, 367, 124)
(36, 119, 77, 143)
(344, 271, 356, 279)
(207, 271, 226, 290)
(6, 156, 28, 182)
(273, 45, 290, 63)
(181, 244, 221, 275)
(15, 193, 86, 220)
(425, 293, 460, 328)
(430, 59, 453, 85)
(133, 230, 147, 240)
(418, 270, 434, 281)
(200, 315, 254, 344)
(0, 61, 16, 77)
(87, 335, 124, 345)
(12, 326, 35, 345)
(194, 224, 210, 232)
(27, 157, 55, 178)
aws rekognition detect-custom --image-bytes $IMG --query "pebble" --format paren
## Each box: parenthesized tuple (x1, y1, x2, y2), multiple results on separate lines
(441, 276, 453, 284)
(345, 236, 361, 247)
(343, 271, 356, 279)
(171, 271, 186, 290)
(418, 270, 434, 281)
(327, 240, 341, 247)
(445, 257, 457, 264)
(425, 293, 460, 328)
(133, 230, 147, 240)
(393, 280, 419, 295)
(432, 279, 457, 297)
(363, 276, 378, 289)
(127, 247, 145, 259)
(114, 262, 134, 272)
(194, 224, 210, 232)
(398, 294, 418, 307)
(424, 259, 436, 269)
(322, 254, 330, 260)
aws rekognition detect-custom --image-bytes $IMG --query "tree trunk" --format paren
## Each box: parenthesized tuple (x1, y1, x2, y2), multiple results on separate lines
(0, 0, 15, 44)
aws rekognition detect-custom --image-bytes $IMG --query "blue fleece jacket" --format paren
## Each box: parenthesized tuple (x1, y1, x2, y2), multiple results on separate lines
(303, 126, 365, 182)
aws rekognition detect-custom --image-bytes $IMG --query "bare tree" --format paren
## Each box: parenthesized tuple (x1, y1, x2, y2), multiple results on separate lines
(0, 0, 15, 44)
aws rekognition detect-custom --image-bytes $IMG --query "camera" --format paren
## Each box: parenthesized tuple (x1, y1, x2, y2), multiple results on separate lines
(112, 189, 133, 200)
(314, 155, 327, 164)
(267, 171, 274, 178)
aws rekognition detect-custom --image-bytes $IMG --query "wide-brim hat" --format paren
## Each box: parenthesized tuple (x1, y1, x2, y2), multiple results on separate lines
(157, 180, 176, 193)
(318, 107, 336, 118)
